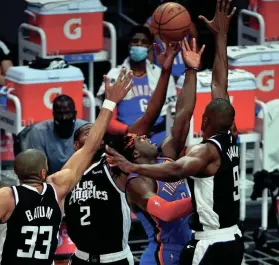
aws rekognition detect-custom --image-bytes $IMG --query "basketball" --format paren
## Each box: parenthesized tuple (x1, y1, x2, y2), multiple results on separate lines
(151, 2, 191, 43)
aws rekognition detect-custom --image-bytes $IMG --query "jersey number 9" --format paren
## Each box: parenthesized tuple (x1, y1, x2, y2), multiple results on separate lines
(233, 165, 240, 201)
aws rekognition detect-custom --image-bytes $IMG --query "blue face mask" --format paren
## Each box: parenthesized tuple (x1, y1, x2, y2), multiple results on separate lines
(130, 46, 148, 62)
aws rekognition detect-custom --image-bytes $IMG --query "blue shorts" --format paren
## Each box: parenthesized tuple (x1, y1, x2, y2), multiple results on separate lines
(140, 243, 183, 265)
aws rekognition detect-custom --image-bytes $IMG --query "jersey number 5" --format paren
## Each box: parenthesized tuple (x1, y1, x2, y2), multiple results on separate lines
(17, 226, 53, 259)
(233, 165, 240, 201)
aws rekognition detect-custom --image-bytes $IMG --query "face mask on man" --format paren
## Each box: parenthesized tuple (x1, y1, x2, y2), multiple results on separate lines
(54, 118, 75, 139)
(130, 46, 148, 62)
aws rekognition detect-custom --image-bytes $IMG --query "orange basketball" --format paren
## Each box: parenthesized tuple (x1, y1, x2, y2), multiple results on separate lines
(151, 2, 191, 43)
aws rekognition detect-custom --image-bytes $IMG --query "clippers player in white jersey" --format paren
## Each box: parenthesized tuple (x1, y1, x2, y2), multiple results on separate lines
(106, 1, 244, 264)
(64, 43, 180, 265)
(0, 69, 134, 265)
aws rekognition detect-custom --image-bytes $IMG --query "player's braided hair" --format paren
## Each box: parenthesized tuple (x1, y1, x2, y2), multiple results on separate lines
(106, 133, 136, 162)
(105, 133, 137, 176)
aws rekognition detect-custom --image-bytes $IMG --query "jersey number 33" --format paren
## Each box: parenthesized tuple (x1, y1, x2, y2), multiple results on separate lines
(17, 226, 53, 259)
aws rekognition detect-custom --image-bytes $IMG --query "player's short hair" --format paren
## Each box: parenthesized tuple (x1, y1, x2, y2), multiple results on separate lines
(206, 98, 235, 131)
(74, 123, 93, 142)
(53, 94, 75, 111)
(129, 25, 154, 44)
(14, 149, 47, 181)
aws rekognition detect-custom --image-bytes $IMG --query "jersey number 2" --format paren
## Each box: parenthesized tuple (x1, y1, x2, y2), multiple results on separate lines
(233, 165, 240, 201)
(80, 206, 90, 226)
(17, 226, 53, 259)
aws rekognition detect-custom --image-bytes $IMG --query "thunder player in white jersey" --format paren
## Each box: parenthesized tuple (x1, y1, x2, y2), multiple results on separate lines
(0, 69, 133, 265)
(106, 1, 244, 264)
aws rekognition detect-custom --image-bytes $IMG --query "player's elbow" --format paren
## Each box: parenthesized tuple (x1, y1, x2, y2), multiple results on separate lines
(170, 162, 185, 179)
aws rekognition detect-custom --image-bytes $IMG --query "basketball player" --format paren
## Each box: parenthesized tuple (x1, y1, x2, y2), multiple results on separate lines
(106, 38, 205, 265)
(64, 42, 181, 265)
(0, 69, 134, 265)
(106, 2, 244, 265)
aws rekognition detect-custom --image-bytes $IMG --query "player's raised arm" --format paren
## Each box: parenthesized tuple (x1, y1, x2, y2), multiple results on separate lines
(47, 69, 134, 200)
(106, 142, 219, 181)
(199, 0, 236, 100)
(128, 42, 180, 135)
(161, 38, 205, 159)
(199, 0, 237, 135)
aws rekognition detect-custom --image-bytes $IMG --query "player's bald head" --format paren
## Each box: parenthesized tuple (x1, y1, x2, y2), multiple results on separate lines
(14, 149, 48, 182)
(202, 98, 235, 135)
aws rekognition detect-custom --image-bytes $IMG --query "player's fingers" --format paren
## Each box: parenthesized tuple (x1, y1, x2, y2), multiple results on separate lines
(103, 75, 110, 89)
(198, 15, 210, 26)
(221, 0, 226, 12)
(198, 44, 206, 56)
(184, 38, 191, 51)
(125, 80, 134, 93)
(107, 160, 117, 167)
(158, 42, 165, 53)
(216, 0, 221, 12)
(106, 157, 116, 165)
(181, 39, 187, 56)
(122, 70, 134, 89)
(153, 43, 161, 56)
(192, 38, 197, 53)
(105, 145, 116, 155)
(225, 0, 231, 14)
(228, 7, 237, 18)
(116, 67, 126, 83)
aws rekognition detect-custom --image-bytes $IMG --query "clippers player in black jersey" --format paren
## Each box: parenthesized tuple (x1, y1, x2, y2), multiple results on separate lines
(64, 42, 181, 265)
(0, 69, 133, 265)
(106, 1, 244, 265)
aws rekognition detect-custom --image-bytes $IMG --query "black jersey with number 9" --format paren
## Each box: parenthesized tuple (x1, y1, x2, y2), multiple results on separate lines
(187, 132, 240, 231)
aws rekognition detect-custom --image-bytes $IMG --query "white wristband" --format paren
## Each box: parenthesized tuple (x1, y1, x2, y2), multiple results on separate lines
(102, 99, 116, 112)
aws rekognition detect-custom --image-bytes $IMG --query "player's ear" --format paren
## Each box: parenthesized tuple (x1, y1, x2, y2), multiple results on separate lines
(40, 168, 47, 181)
(133, 150, 140, 160)
(73, 141, 80, 151)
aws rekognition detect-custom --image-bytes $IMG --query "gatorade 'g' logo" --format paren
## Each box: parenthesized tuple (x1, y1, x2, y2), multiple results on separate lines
(43, 88, 62, 109)
(257, 70, 275, 92)
(63, 18, 82, 40)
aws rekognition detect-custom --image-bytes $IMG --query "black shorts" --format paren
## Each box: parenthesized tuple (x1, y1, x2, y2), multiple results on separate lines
(69, 254, 134, 265)
(180, 234, 244, 265)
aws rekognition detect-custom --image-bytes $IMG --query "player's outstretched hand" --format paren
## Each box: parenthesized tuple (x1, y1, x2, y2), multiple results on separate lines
(181, 38, 205, 69)
(199, 0, 236, 35)
(154, 42, 180, 71)
(106, 145, 135, 174)
(103, 68, 134, 104)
